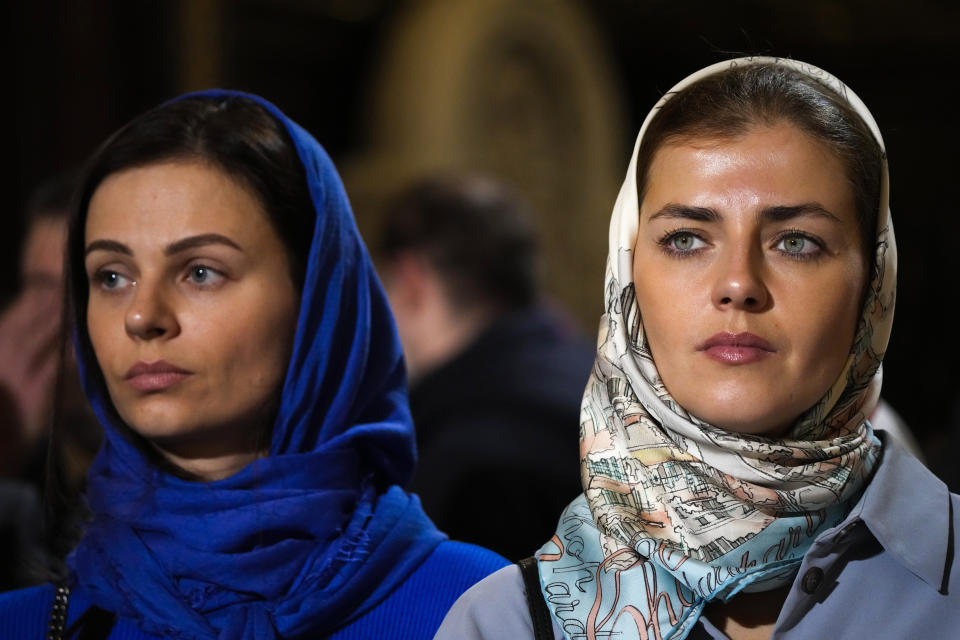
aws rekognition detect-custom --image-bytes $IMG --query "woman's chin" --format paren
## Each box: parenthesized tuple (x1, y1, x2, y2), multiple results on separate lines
(118, 406, 199, 442)
(687, 404, 797, 438)
(669, 382, 810, 438)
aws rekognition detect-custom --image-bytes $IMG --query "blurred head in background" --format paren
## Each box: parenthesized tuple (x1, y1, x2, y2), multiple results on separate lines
(0, 171, 99, 591)
(1, 172, 99, 487)
(377, 174, 592, 560)
(377, 175, 540, 382)
(20, 175, 73, 293)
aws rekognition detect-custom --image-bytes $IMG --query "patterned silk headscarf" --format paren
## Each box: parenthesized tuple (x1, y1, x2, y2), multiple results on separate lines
(537, 58, 896, 640)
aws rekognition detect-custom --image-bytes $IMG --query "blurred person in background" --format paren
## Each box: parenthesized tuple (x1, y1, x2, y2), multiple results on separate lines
(0, 174, 100, 592)
(1, 175, 72, 483)
(377, 176, 593, 560)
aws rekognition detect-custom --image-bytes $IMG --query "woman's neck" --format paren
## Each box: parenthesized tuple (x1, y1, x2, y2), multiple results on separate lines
(148, 424, 267, 481)
(153, 446, 263, 481)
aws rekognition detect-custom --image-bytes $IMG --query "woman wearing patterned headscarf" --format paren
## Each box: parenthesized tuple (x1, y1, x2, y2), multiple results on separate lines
(436, 57, 959, 640)
(0, 90, 507, 639)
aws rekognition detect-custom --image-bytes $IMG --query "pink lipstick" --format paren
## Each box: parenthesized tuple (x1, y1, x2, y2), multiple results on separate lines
(125, 361, 192, 392)
(697, 332, 775, 365)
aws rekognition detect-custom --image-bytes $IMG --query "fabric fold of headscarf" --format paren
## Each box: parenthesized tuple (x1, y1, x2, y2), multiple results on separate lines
(68, 90, 445, 640)
(537, 57, 896, 640)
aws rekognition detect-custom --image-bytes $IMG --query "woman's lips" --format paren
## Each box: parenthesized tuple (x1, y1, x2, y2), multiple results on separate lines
(125, 361, 192, 392)
(697, 332, 775, 365)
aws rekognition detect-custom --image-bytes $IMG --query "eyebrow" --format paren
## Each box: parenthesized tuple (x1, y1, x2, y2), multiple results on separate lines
(85, 233, 242, 257)
(761, 203, 841, 224)
(163, 233, 242, 255)
(84, 239, 132, 256)
(647, 202, 841, 224)
(647, 204, 720, 223)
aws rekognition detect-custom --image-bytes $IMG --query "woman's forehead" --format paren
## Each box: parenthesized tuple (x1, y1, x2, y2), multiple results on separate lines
(640, 123, 856, 223)
(85, 162, 272, 247)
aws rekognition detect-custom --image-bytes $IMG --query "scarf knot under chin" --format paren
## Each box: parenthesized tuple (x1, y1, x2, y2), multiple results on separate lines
(537, 57, 894, 640)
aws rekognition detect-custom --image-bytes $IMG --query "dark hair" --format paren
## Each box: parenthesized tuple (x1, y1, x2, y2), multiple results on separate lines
(635, 62, 883, 264)
(378, 175, 540, 312)
(46, 96, 316, 568)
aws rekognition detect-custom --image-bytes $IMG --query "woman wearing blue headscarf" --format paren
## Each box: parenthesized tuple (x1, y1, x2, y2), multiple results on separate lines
(0, 91, 507, 639)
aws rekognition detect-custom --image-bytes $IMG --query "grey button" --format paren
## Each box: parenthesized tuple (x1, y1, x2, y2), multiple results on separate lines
(801, 567, 824, 594)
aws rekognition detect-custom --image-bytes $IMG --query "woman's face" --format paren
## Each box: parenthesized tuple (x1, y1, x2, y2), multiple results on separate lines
(633, 123, 867, 437)
(85, 161, 300, 478)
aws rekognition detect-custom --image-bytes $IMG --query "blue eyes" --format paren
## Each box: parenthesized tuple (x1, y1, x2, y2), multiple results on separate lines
(98, 271, 131, 290)
(92, 264, 225, 292)
(665, 231, 706, 252)
(187, 265, 223, 285)
(657, 229, 823, 260)
(777, 234, 816, 255)
(656, 230, 709, 257)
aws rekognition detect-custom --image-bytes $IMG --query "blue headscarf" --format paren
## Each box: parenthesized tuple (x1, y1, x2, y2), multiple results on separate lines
(67, 90, 445, 640)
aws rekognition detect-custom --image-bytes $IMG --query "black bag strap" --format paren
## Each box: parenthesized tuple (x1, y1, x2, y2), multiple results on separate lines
(518, 556, 554, 640)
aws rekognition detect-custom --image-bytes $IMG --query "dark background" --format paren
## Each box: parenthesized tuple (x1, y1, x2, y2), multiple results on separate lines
(7, 0, 959, 478)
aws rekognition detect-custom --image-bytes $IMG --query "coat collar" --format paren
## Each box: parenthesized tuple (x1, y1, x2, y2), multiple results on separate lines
(846, 431, 952, 591)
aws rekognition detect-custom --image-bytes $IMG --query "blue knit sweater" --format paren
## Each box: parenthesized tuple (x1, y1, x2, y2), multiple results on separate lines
(0, 540, 507, 639)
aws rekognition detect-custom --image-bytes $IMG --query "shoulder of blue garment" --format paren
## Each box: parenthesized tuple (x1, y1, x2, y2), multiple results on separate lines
(0, 540, 508, 640)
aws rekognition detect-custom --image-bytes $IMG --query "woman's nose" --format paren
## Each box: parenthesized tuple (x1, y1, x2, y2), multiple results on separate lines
(124, 282, 180, 340)
(711, 246, 770, 311)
